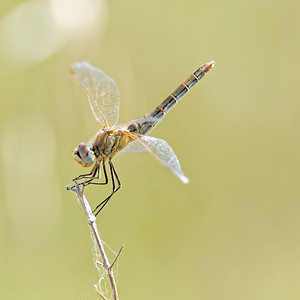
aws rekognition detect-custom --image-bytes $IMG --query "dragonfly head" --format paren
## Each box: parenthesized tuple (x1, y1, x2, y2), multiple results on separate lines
(73, 143, 95, 167)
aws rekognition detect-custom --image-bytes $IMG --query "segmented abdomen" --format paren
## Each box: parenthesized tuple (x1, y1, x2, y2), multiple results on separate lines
(127, 61, 215, 135)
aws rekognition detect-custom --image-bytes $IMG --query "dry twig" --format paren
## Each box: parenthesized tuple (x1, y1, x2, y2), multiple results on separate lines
(70, 181, 123, 300)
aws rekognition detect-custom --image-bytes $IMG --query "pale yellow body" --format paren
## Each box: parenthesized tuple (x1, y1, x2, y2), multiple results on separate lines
(71, 60, 214, 197)
(70, 61, 214, 214)
(92, 128, 133, 161)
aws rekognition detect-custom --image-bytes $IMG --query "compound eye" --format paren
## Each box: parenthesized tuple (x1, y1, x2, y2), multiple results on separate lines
(73, 143, 95, 167)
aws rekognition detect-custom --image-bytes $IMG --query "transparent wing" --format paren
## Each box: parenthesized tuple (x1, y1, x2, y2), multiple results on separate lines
(121, 140, 147, 153)
(133, 134, 189, 184)
(71, 62, 120, 127)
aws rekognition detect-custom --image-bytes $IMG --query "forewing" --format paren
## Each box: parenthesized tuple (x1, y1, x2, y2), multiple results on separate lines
(71, 62, 120, 127)
(133, 134, 189, 184)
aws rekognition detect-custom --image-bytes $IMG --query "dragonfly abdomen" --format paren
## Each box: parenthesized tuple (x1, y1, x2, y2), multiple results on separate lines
(127, 119, 153, 134)
(142, 61, 215, 134)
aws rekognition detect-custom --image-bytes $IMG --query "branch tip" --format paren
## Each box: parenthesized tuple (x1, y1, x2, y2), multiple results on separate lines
(95, 285, 108, 300)
(96, 260, 104, 267)
(109, 245, 125, 270)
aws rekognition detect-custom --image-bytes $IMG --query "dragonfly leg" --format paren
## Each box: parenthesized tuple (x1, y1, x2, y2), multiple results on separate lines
(68, 161, 108, 190)
(93, 160, 122, 216)
(85, 160, 108, 186)
(73, 163, 99, 181)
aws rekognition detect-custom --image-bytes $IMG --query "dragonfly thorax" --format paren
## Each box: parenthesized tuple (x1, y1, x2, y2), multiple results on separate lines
(92, 128, 133, 160)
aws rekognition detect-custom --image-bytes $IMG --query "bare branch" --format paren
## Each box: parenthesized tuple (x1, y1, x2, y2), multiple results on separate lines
(71, 181, 121, 300)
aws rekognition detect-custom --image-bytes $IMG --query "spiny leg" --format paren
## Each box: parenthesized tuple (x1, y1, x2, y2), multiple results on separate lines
(93, 160, 122, 216)
(93, 160, 116, 215)
(67, 164, 100, 191)
(69, 161, 107, 190)
(73, 163, 99, 181)
(85, 160, 108, 186)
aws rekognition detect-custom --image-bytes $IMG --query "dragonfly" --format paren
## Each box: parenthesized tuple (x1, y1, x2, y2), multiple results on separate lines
(69, 61, 215, 216)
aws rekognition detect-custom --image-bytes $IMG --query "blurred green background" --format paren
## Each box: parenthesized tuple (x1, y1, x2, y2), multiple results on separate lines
(0, 0, 299, 299)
